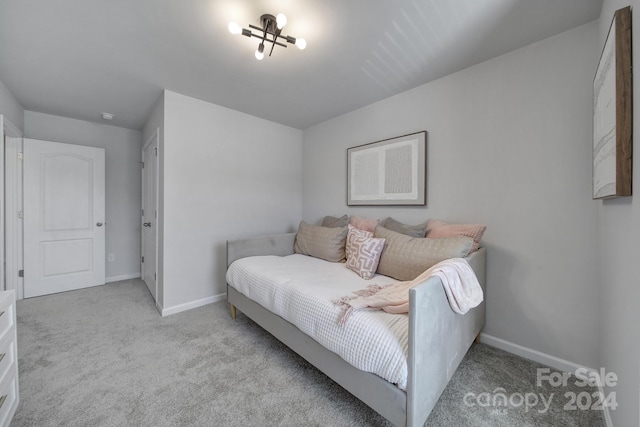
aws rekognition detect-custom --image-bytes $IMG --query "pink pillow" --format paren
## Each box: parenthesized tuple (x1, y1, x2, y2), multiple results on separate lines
(345, 225, 372, 261)
(349, 215, 379, 232)
(425, 220, 486, 253)
(345, 226, 385, 280)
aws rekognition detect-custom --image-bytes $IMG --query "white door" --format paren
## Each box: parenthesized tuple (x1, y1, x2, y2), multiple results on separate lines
(141, 133, 158, 301)
(23, 138, 106, 298)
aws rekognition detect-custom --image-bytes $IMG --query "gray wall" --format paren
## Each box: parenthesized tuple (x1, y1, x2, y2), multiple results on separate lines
(160, 90, 302, 312)
(302, 22, 600, 369)
(0, 79, 24, 131)
(24, 111, 142, 282)
(597, 1, 640, 426)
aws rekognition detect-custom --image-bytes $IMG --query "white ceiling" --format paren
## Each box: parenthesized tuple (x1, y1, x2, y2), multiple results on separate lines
(0, 0, 602, 130)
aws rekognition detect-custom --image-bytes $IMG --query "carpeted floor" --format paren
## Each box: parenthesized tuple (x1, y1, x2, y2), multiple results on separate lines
(12, 279, 603, 426)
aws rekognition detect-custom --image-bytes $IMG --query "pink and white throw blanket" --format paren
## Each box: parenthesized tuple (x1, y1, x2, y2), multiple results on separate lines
(334, 258, 483, 325)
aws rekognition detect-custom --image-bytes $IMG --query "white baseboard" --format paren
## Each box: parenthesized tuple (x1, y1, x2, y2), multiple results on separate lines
(480, 333, 612, 426)
(480, 333, 592, 373)
(161, 292, 226, 317)
(106, 273, 141, 283)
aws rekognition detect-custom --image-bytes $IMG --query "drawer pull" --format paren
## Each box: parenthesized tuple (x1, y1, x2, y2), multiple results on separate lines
(0, 395, 6, 409)
(0, 354, 5, 363)
(0, 311, 4, 318)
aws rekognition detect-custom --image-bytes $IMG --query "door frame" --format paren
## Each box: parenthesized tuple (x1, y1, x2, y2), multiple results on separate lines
(3, 117, 24, 298)
(141, 128, 159, 305)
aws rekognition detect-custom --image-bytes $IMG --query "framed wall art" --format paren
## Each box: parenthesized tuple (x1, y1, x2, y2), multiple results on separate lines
(593, 5, 632, 199)
(347, 131, 426, 206)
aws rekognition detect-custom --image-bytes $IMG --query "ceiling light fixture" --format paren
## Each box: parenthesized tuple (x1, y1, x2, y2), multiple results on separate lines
(228, 13, 306, 60)
(101, 112, 114, 120)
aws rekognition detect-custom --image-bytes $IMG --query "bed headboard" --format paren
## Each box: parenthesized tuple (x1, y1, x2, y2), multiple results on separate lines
(226, 233, 296, 267)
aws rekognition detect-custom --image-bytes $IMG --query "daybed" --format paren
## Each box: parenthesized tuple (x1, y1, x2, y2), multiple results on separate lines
(226, 222, 486, 427)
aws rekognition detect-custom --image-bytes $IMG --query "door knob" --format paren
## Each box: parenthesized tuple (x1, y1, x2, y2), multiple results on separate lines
(96, 222, 103, 227)
(143, 222, 151, 227)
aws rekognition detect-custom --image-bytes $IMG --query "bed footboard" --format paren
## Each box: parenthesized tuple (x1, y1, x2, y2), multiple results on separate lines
(406, 247, 486, 426)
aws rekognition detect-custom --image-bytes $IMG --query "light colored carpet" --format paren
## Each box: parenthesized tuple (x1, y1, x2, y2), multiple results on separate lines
(12, 280, 603, 426)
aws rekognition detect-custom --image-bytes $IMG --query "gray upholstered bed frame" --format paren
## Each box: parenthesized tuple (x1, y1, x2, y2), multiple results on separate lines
(226, 233, 486, 427)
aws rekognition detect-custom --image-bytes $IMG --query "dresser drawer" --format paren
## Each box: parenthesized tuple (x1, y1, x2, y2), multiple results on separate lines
(0, 292, 17, 427)
(0, 373, 17, 427)
(0, 301, 13, 343)
(0, 333, 15, 386)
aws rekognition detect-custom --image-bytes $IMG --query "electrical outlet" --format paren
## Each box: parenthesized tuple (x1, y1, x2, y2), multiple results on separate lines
(108, 253, 115, 263)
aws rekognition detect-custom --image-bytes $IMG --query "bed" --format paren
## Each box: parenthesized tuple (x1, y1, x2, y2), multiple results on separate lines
(226, 232, 486, 426)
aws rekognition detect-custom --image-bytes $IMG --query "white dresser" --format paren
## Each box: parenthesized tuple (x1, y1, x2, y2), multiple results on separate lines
(0, 291, 18, 427)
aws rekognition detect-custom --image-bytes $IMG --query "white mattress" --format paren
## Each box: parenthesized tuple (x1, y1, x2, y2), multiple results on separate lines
(226, 254, 411, 390)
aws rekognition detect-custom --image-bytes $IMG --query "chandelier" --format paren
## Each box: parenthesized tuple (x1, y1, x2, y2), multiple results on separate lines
(228, 13, 306, 60)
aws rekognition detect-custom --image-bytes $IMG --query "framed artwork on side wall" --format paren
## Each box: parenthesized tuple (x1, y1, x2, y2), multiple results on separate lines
(593, 5, 632, 199)
(347, 131, 427, 206)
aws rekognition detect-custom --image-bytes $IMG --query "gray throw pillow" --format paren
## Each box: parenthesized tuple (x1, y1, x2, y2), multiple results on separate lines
(381, 217, 427, 238)
(321, 214, 349, 228)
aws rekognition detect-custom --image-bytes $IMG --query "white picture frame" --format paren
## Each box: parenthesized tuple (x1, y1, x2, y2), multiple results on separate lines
(347, 131, 427, 206)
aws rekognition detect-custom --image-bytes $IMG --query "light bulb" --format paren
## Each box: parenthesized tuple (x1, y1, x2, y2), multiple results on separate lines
(276, 13, 287, 29)
(255, 49, 264, 60)
(228, 22, 241, 35)
(295, 38, 307, 50)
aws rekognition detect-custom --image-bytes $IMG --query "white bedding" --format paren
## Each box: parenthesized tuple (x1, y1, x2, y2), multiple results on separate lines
(225, 254, 412, 390)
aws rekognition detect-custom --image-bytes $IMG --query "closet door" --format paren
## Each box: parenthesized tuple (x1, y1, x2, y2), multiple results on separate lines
(141, 134, 158, 302)
(23, 138, 106, 297)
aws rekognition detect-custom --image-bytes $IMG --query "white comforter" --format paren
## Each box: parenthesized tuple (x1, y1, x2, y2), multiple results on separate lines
(226, 254, 412, 390)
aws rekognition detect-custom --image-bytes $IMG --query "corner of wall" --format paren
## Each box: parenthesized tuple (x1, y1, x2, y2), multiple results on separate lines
(595, 2, 640, 427)
(142, 91, 166, 311)
(0, 79, 25, 133)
